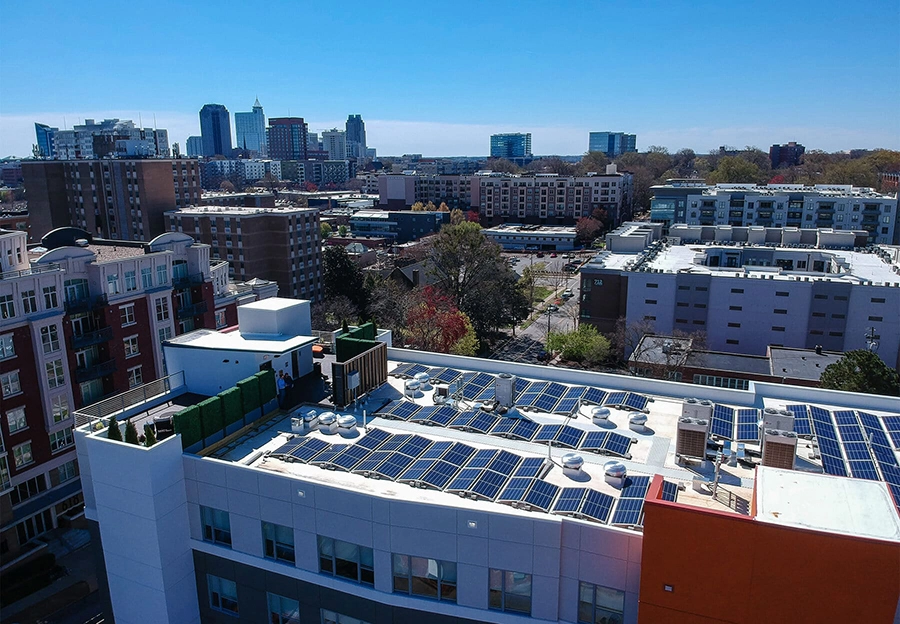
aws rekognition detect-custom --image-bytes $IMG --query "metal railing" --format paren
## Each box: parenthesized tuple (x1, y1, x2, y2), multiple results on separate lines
(65, 294, 108, 314)
(74, 358, 117, 383)
(0, 262, 62, 281)
(74, 370, 186, 428)
(71, 326, 113, 349)
(172, 273, 204, 289)
(176, 300, 208, 320)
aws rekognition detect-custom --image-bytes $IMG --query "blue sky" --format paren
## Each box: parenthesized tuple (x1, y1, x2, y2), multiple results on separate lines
(2, 0, 898, 157)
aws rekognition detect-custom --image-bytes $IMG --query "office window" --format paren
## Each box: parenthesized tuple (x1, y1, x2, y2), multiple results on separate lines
(7, 406, 27, 433)
(0, 333, 14, 359)
(41, 324, 61, 354)
(208, 574, 238, 615)
(0, 294, 15, 318)
(832, 314, 845, 319)
(579, 581, 625, 624)
(200, 506, 232, 546)
(49, 427, 74, 452)
(393, 554, 457, 602)
(677, 285, 690, 291)
(46, 359, 65, 388)
(871, 297, 885, 303)
(58, 459, 78, 483)
(646, 283, 658, 288)
(156, 264, 168, 285)
(124, 335, 140, 358)
(155, 297, 170, 321)
(267, 593, 300, 624)
(262, 522, 295, 564)
(489, 569, 531, 615)
(125, 270, 137, 292)
(695, 286, 708, 292)
(2, 370, 21, 397)
(13, 441, 33, 468)
(120, 303, 136, 326)
(107, 273, 120, 295)
(834, 295, 848, 301)
(141, 267, 153, 289)
(317, 536, 374, 586)
(127, 366, 143, 388)
(43, 286, 59, 308)
(829, 331, 844, 337)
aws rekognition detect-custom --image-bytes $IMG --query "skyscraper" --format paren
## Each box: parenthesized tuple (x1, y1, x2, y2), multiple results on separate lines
(322, 129, 347, 160)
(266, 118, 308, 161)
(588, 132, 637, 157)
(199, 104, 233, 157)
(235, 98, 267, 156)
(345, 114, 366, 159)
(185, 136, 204, 157)
(34, 123, 58, 159)
(490, 133, 532, 158)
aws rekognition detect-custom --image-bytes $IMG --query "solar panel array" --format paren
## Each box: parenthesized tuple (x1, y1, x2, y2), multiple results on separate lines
(610, 476, 652, 527)
(377, 399, 635, 458)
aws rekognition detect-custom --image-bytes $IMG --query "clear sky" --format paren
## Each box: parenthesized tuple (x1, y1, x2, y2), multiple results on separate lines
(1, 0, 898, 158)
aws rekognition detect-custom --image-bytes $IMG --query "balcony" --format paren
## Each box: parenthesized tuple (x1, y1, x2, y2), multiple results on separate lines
(0, 262, 62, 281)
(75, 358, 117, 383)
(172, 273, 204, 290)
(71, 326, 113, 349)
(65, 294, 108, 315)
(176, 300, 208, 320)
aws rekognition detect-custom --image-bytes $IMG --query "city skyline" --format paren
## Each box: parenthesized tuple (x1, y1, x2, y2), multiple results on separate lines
(1, 0, 898, 157)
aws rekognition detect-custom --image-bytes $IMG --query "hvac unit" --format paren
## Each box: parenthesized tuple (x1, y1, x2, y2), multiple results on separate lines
(761, 429, 798, 470)
(682, 398, 713, 422)
(494, 373, 516, 407)
(762, 408, 795, 433)
(676, 416, 710, 460)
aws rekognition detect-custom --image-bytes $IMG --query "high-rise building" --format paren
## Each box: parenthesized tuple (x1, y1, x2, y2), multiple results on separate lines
(588, 132, 637, 157)
(266, 118, 308, 161)
(34, 123, 58, 159)
(322, 129, 347, 160)
(44, 119, 169, 160)
(345, 114, 366, 159)
(199, 104, 233, 157)
(185, 136, 203, 157)
(490, 133, 532, 159)
(769, 142, 806, 168)
(22, 158, 202, 241)
(234, 98, 267, 156)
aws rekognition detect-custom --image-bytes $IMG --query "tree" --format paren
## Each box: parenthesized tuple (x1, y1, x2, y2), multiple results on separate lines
(449, 316, 479, 356)
(124, 419, 140, 445)
(338, 224, 349, 237)
(424, 201, 437, 211)
(304, 182, 318, 192)
(438, 202, 450, 212)
(144, 425, 157, 447)
(404, 287, 473, 353)
(219, 180, 235, 192)
(410, 201, 425, 211)
(707, 156, 764, 184)
(547, 325, 611, 365)
(107, 417, 122, 441)
(363, 273, 411, 338)
(449, 208, 465, 225)
(323, 245, 366, 311)
(575, 217, 602, 245)
(462, 261, 530, 338)
(428, 221, 499, 308)
(320, 222, 333, 239)
(819, 350, 900, 396)
(576, 151, 609, 175)
(485, 158, 519, 174)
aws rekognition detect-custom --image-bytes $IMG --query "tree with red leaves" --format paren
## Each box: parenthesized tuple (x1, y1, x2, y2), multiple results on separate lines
(404, 286, 477, 354)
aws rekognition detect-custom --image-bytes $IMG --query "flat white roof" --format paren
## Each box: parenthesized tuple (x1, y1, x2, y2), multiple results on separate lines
(241, 297, 309, 312)
(756, 467, 900, 542)
(165, 328, 316, 354)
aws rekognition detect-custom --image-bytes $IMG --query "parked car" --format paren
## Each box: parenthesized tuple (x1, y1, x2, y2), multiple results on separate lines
(536, 252, 545, 258)
(548, 304, 559, 312)
(550, 252, 558, 258)
(561, 289, 573, 299)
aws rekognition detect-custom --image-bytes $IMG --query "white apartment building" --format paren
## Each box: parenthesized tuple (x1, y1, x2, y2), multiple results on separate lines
(322, 130, 348, 161)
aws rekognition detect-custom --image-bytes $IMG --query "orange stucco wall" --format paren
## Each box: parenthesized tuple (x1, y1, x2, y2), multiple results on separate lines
(639, 478, 900, 624)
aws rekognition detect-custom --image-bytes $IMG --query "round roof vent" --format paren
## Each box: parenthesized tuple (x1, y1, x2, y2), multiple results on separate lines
(629, 412, 648, 426)
(337, 415, 357, 428)
(75, 238, 89, 247)
(562, 453, 584, 470)
(685, 398, 698, 404)
(591, 406, 611, 420)
(779, 410, 792, 417)
(303, 410, 318, 423)
(764, 407, 779, 414)
(318, 412, 336, 425)
(604, 461, 627, 478)
(700, 400, 712, 406)
(405, 380, 420, 390)
(499, 373, 512, 379)
(414, 372, 429, 383)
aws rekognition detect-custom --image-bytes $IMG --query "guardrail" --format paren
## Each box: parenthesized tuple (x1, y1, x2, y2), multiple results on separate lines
(172, 273, 204, 289)
(176, 300, 208, 320)
(75, 358, 117, 383)
(71, 326, 113, 349)
(0, 262, 62, 281)
(64, 294, 109, 314)
(74, 371, 186, 428)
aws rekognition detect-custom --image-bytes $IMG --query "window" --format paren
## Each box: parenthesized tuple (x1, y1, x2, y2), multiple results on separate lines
(489, 569, 531, 615)
(775, 291, 789, 297)
(813, 294, 827, 300)
(677, 285, 690, 291)
(155, 297, 170, 321)
(726, 339, 739, 345)
(120, 303, 136, 326)
(58, 459, 78, 483)
(832, 313, 845, 319)
(321, 610, 370, 624)
(731, 288, 744, 294)
(41, 325, 60, 354)
(141, 267, 153, 289)
(0, 333, 14, 359)
(772, 326, 785, 332)
(0, 294, 15, 319)
(829, 331, 844, 337)
(125, 270, 137, 292)
(49, 427, 74, 452)
(869, 316, 883, 322)
(215, 310, 227, 329)
(200, 506, 232, 546)
(729, 305, 742, 311)
(267, 593, 300, 624)
(158, 326, 173, 343)
(10, 475, 48, 505)
(127, 366, 143, 388)
(318, 536, 374, 586)
(107, 273, 120, 295)
(646, 283, 658, 288)
(156, 264, 168, 285)
(692, 320, 705, 325)
(694, 303, 706, 309)
(579, 582, 625, 624)
(262, 522, 295, 564)
(872, 297, 885, 303)
(834, 295, 848, 301)
(727, 322, 741, 328)
(13, 441, 33, 468)
(21, 289, 37, 314)
(207, 574, 239, 615)
(644, 299, 657, 305)
(773, 309, 787, 314)
(51, 395, 70, 423)
(1, 370, 21, 397)
(7, 406, 27, 433)
(393, 554, 457, 602)
(45, 360, 65, 388)
(124, 335, 140, 358)
(695, 286, 708, 292)
(0, 456, 9, 491)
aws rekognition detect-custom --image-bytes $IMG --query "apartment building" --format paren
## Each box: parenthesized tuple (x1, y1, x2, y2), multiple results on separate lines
(72, 298, 900, 624)
(267, 118, 309, 161)
(42, 118, 169, 160)
(165, 205, 323, 301)
(579, 223, 900, 369)
(280, 160, 351, 187)
(0, 227, 275, 562)
(22, 158, 202, 242)
(651, 183, 898, 244)
(349, 210, 449, 243)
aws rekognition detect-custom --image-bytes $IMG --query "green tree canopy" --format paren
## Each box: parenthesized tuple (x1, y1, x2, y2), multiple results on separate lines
(320, 222, 333, 239)
(323, 245, 367, 312)
(547, 325, 611, 365)
(707, 156, 764, 184)
(819, 350, 900, 396)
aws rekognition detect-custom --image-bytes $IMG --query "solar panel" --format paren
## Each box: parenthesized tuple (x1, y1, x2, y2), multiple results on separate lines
(468, 413, 500, 434)
(523, 480, 560, 512)
(428, 405, 459, 426)
(288, 437, 330, 462)
(848, 459, 880, 481)
(352, 450, 393, 475)
(620, 475, 651, 498)
(556, 426, 586, 449)
(553, 398, 581, 415)
(356, 428, 392, 450)
(409, 406, 438, 423)
(329, 445, 372, 471)
(837, 425, 865, 443)
(514, 457, 547, 478)
(399, 459, 435, 482)
(582, 388, 608, 405)
(527, 382, 549, 395)
(420, 441, 454, 460)
(309, 445, 347, 465)
(509, 419, 539, 441)
(581, 490, 614, 523)
(874, 446, 899, 468)
(442, 443, 477, 466)
(604, 391, 628, 407)
(397, 435, 432, 457)
(471, 372, 495, 388)
(379, 434, 413, 452)
(421, 461, 460, 489)
(515, 378, 531, 393)
(391, 401, 422, 420)
(624, 393, 649, 412)
(466, 449, 497, 468)
(489, 418, 519, 437)
(270, 440, 303, 458)
(497, 477, 533, 503)
(603, 433, 634, 458)
(391, 363, 415, 377)
(552, 488, 586, 514)
(858, 412, 891, 449)
(489, 450, 522, 475)
(833, 410, 858, 426)
(434, 367, 463, 384)
(476, 387, 496, 401)
(580, 430, 610, 451)
(533, 393, 560, 413)
(377, 453, 417, 480)
(472, 470, 508, 500)
(821, 454, 848, 477)
(736, 409, 759, 442)
(660, 480, 680, 502)
(710, 405, 735, 439)
(447, 468, 482, 492)
(611, 497, 644, 526)
(533, 424, 561, 443)
(545, 383, 567, 398)
(406, 364, 430, 378)
(882, 416, 900, 448)
(563, 386, 587, 400)
(516, 392, 541, 408)
(841, 442, 872, 461)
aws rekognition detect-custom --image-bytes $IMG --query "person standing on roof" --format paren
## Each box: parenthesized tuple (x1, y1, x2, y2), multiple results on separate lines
(276, 371, 287, 408)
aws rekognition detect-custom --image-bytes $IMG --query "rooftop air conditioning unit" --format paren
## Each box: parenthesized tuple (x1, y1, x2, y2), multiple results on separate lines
(761, 429, 798, 470)
(682, 398, 713, 422)
(676, 417, 709, 460)
(762, 409, 795, 433)
(494, 373, 516, 408)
